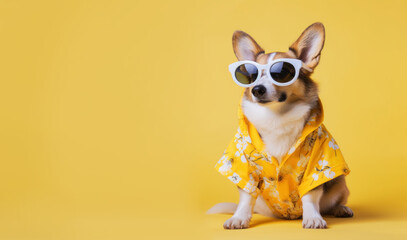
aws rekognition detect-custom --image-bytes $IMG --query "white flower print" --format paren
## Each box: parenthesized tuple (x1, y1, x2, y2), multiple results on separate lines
(234, 127, 243, 140)
(216, 154, 228, 167)
(243, 174, 257, 193)
(249, 152, 262, 160)
(258, 152, 272, 163)
(218, 154, 233, 174)
(318, 159, 328, 168)
(228, 173, 242, 184)
(297, 154, 310, 168)
(218, 159, 232, 174)
(240, 154, 247, 163)
(288, 146, 296, 155)
(236, 140, 248, 152)
(243, 134, 252, 144)
(329, 138, 339, 150)
(317, 159, 335, 179)
(310, 158, 335, 185)
(328, 137, 339, 156)
(247, 152, 266, 163)
(234, 151, 241, 157)
(234, 127, 251, 154)
(324, 168, 336, 179)
(234, 127, 252, 143)
(220, 154, 228, 161)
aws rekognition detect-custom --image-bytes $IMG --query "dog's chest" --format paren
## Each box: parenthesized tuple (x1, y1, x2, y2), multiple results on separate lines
(242, 100, 311, 163)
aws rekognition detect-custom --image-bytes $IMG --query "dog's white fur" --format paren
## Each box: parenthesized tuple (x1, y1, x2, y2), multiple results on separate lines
(222, 187, 255, 229)
(301, 186, 326, 228)
(242, 97, 311, 164)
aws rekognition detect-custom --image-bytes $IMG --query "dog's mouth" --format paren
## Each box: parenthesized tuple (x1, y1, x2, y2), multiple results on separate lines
(256, 92, 287, 104)
(257, 100, 272, 104)
(278, 92, 287, 102)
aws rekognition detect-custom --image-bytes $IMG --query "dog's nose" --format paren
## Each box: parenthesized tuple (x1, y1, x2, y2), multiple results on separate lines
(252, 85, 267, 98)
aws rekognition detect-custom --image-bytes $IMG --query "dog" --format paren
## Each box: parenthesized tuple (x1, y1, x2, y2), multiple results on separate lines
(208, 22, 353, 229)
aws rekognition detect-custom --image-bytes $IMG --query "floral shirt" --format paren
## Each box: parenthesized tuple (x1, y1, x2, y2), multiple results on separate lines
(215, 98, 350, 219)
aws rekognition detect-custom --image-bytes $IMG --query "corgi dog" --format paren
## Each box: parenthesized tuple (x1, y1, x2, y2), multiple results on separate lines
(208, 23, 353, 229)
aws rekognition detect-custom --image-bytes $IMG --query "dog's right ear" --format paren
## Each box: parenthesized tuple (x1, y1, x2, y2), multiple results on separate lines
(289, 22, 325, 70)
(232, 31, 264, 61)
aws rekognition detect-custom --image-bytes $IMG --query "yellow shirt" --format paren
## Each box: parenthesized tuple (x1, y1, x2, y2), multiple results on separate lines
(215, 98, 350, 219)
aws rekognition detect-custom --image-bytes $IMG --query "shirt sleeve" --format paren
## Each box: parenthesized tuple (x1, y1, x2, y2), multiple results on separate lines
(298, 125, 350, 198)
(215, 130, 260, 197)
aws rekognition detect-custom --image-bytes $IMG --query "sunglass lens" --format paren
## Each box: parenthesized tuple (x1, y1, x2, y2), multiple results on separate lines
(269, 62, 295, 83)
(235, 63, 258, 85)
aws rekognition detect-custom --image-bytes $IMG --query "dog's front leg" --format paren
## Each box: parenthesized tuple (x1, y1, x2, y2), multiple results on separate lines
(302, 185, 327, 229)
(223, 187, 256, 229)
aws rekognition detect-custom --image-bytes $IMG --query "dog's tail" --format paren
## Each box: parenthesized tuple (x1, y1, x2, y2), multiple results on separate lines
(206, 202, 237, 214)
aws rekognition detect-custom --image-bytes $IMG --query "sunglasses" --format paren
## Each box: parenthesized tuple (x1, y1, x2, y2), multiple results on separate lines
(229, 58, 312, 87)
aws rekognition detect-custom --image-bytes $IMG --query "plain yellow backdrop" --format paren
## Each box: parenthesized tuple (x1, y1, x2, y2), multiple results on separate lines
(0, 0, 406, 239)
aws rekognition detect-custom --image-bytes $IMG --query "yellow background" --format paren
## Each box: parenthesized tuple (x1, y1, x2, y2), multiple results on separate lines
(0, 0, 406, 239)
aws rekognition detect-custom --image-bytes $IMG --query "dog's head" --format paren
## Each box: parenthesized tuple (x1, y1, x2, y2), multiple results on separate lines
(232, 22, 325, 108)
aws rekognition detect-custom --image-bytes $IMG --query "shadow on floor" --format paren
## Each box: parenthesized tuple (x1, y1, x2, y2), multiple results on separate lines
(326, 204, 405, 226)
(249, 204, 405, 228)
(249, 216, 280, 228)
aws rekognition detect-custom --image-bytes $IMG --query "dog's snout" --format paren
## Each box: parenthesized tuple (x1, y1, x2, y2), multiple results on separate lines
(252, 85, 267, 98)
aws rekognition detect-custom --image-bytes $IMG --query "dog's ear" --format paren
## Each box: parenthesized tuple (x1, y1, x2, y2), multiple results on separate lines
(232, 31, 264, 61)
(289, 22, 325, 70)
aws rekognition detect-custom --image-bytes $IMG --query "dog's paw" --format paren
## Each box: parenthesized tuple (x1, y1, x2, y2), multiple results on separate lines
(302, 216, 327, 229)
(223, 216, 250, 229)
(333, 205, 354, 218)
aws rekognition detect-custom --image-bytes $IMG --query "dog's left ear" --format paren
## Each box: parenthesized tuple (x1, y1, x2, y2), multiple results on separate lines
(289, 22, 325, 70)
(232, 31, 264, 61)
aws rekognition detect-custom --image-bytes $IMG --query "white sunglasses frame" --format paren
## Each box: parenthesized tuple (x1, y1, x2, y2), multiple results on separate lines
(228, 58, 312, 87)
